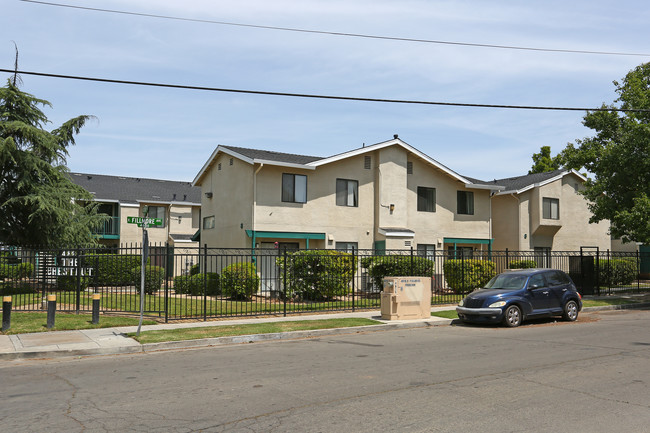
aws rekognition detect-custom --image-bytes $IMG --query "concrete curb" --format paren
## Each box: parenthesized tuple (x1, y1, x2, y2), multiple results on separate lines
(140, 319, 451, 353)
(2, 302, 649, 361)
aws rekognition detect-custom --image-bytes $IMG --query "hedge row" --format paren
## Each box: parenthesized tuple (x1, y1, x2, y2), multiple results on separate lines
(173, 273, 220, 296)
(508, 259, 538, 269)
(277, 250, 357, 301)
(597, 258, 637, 286)
(443, 259, 496, 293)
(0, 262, 35, 280)
(360, 255, 434, 289)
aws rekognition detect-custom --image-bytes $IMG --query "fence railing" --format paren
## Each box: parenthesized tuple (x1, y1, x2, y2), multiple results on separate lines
(1, 245, 649, 321)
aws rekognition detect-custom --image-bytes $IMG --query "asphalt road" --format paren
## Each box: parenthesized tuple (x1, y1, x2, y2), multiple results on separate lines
(2, 309, 650, 432)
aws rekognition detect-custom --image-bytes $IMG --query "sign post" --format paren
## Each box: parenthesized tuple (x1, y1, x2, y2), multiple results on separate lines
(127, 213, 161, 336)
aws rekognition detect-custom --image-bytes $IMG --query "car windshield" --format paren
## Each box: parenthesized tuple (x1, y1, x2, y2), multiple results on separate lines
(484, 274, 528, 290)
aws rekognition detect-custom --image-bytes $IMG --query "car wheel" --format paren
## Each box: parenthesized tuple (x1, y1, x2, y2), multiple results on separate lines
(503, 305, 522, 327)
(563, 300, 579, 322)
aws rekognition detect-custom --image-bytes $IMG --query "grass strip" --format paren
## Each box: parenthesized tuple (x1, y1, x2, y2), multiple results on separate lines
(581, 298, 638, 307)
(431, 310, 458, 319)
(130, 318, 381, 344)
(0, 312, 156, 335)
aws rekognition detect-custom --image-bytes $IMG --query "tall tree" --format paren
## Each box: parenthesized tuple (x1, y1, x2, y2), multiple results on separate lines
(0, 79, 105, 247)
(529, 146, 563, 174)
(560, 62, 650, 244)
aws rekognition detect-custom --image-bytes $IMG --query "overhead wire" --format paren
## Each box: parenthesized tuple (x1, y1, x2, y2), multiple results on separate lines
(19, 0, 650, 57)
(2, 68, 647, 113)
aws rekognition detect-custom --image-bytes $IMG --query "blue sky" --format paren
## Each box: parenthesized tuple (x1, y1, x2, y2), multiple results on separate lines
(3, 0, 648, 181)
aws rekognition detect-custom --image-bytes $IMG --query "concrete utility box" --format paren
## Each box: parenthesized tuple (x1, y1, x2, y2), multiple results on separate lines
(381, 277, 432, 320)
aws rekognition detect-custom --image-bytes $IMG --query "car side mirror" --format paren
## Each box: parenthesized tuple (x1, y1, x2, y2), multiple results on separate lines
(528, 284, 539, 290)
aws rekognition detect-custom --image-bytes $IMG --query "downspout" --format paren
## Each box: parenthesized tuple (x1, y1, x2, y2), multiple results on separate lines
(252, 163, 264, 249)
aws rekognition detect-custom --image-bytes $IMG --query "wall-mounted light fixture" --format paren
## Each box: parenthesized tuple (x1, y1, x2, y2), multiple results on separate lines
(389, 204, 395, 214)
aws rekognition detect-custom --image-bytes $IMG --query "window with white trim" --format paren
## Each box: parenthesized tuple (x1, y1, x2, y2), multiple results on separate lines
(336, 179, 358, 207)
(542, 197, 559, 219)
(282, 173, 307, 203)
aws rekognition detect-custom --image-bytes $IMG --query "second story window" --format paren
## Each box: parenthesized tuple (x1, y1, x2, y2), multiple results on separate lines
(145, 206, 166, 228)
(457, 191, 474, 215)
(417, 187, 436, 212)
(336, 179, 358, 207)
(282, 173, 307, 203)
(543, 197, 559, 219)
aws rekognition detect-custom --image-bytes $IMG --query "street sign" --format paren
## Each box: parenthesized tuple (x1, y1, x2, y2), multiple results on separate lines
(126, 216, 163, 227)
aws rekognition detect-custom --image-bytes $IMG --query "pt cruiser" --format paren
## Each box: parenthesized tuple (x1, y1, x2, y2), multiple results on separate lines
(456, 268, 582, 327)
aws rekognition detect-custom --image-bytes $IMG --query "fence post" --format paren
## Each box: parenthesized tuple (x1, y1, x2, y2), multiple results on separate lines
(410, 247, 414, 275)
(75, 246, 81, 314)
(505, 248, 509, 269)
(596, 247, 601, 296)
(351, 247, 356, 312)
(637, 250, 641, 293)
(203, 244, 208, 322)
(283, 248, 287, 317)
(164, 242, 170, 323)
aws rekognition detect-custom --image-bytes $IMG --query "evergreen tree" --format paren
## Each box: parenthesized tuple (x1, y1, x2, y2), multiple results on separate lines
(0, 79, 105, 246)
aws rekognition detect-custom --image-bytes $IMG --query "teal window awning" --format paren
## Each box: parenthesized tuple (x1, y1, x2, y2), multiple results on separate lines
(246, 230, 326, 249)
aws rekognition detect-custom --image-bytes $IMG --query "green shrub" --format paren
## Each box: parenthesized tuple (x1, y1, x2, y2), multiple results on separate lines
(56, 275, 90, 291)
(132, 265, 165, 295)
(361, 255, 435, 289)
(0, 262, 35, 279)
(598, 258, 637, 286)
(508, 259, 538, 269)
(189, 263, 200, 276)
(221, 262, 259, 300)
(277, 250, 357, 300)
(443, 259, 496, 293)
(83, 254, 142, 286)
(174, 273, 220, 296)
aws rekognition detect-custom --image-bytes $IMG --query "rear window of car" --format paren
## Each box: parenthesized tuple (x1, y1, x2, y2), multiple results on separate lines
(546, 270, 570, 286)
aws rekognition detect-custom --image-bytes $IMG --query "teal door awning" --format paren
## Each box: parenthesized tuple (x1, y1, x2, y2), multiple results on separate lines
(246, 230, 326, 249)
(444, 237, 493, 252)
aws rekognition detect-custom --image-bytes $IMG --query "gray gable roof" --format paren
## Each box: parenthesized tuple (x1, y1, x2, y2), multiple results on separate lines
(68, 172, 201, 205)
(222, 146, 323, 165)
(493, 169, 568, 192)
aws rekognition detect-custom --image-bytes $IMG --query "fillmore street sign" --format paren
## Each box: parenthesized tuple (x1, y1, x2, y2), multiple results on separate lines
(126, 216, 163, 227)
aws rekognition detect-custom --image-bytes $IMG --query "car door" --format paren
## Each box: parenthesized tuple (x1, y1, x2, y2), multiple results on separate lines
(526, 273, 551, 313)
(545, 270, 570, 312)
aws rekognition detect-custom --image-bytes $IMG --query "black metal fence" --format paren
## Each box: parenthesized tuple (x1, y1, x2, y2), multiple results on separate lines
(1, 244, 649, 322)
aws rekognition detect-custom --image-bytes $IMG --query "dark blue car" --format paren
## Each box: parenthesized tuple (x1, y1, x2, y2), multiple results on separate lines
(456, 268, 582, 327)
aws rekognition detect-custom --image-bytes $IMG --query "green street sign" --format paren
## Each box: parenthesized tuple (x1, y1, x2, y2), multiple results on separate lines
(127, 216, 163, 227)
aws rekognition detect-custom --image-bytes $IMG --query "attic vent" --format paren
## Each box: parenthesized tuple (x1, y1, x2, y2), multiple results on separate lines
(407, 161, 413, 175)
(404, 240, 412, 247)
(364, 155, 371, 170)
(229, 158, 234, 166)
(218, 163, 222, 171)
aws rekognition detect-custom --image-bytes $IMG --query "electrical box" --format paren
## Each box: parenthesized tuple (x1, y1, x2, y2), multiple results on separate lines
(381, 277, 431, 320)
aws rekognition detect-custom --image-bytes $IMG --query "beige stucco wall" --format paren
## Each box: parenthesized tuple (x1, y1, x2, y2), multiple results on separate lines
(406, 156, 491, 251)
(195, 145, 494, 251)
(118, 205, 141, 244)
(491, 174, 610, 251)
(254, 153, 376, 249)
(491, 194, 520, 250)
(198, 153, 254, 248)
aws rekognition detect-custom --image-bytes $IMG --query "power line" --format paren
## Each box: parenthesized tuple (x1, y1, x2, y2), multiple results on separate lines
(19, 0, 650, 57)
(3, 68, 646, 113)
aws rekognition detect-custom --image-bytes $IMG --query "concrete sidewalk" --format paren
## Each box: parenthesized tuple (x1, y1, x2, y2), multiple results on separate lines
(0, 308, 455, 361)
(2, 300, 649, 361)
